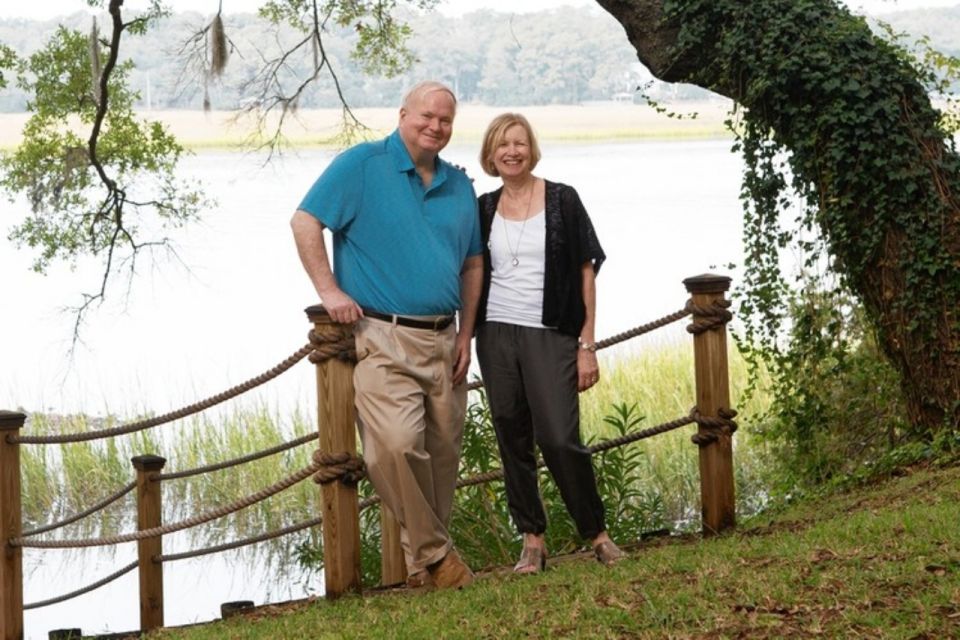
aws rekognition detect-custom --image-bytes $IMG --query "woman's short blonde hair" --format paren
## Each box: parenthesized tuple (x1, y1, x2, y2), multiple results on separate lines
(479, 113, 542, 177)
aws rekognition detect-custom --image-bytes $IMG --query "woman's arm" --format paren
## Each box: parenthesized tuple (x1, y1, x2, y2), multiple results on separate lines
(577, 261, 600, 392)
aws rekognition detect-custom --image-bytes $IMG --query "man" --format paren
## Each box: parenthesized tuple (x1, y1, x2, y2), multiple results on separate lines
(291, 81, 483, 589)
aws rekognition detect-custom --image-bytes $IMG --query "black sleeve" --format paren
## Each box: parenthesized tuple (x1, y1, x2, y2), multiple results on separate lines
(565, 186, 606, 274)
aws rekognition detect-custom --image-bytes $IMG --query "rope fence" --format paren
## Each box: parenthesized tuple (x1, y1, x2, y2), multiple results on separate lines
(11, 461, 323, 549)
(10, 344, 315, 445)
(20, 481, 136, 538)
(23, 561, 138, 611)
(18, 409, 714, 612)
(157, 516, 324, 563)
(158, 432, 319, 481)
(0, 274, 737, 639)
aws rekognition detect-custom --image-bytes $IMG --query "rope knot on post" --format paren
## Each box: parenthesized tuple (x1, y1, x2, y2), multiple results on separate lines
(311, 450, 366, 486)
(307, 328, 356, 364)
(685, 298, 733, 335)
(689, 406, 738, 447)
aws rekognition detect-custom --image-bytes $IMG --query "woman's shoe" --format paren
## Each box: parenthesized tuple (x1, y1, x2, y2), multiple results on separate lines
(513, 546, 547, 574)
(593, 540, 625, 567)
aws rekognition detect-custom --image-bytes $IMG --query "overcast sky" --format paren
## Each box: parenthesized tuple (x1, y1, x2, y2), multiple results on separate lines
(2, 0, 958, 20)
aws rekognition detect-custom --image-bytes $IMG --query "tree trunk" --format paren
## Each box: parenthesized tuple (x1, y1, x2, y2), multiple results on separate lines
(596, 0, 960, 434)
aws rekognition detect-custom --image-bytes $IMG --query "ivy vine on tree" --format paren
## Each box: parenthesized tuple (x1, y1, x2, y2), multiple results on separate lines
(598, 0, 960, 435)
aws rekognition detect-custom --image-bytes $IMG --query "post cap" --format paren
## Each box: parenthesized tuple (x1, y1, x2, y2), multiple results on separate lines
(131, 454, 167, 471)
(0, 410, 27, 430)
(305, 304, 330, 322)
(683, 274, 732, 295)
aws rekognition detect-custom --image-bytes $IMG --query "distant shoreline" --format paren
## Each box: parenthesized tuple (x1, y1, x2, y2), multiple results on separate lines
(0, 101, 734, 151)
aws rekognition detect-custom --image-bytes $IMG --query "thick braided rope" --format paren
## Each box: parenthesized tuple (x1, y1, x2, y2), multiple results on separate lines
(10, 461, 323, 549)
(158, 516, 324, 563)
(588, 414, 698, 454)
(20, 481, 136, 538)
(685, 299, 733, 335)
(311, 450, 366, 485)
(593, 307, 692, 350)
(12, 344, 315, 445)
(308, 328, 356, 364)
(690, 407, 739, 446)
(464, 308, 692, 394)
(23, 561, 138, 610)
(452, 415, 697, 490)
(355, 413, 697, 510)
(159, 433, 319, 481)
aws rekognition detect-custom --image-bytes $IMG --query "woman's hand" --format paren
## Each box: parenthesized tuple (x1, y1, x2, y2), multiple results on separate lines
(577, 348, 600, 392)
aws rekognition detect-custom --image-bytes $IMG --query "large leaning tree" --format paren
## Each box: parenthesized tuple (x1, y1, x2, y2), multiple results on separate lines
(595, 0, 960, 436)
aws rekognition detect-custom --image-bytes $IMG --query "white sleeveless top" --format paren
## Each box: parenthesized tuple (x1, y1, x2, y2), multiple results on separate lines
(486, 209, 549, 328)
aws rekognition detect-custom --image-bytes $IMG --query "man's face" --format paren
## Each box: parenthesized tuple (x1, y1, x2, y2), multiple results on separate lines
(398, 89, 456, 158)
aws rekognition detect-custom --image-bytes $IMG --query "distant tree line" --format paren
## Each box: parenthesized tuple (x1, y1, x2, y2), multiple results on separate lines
(0, 6, 725, 111)
(2, 5, 956, 112)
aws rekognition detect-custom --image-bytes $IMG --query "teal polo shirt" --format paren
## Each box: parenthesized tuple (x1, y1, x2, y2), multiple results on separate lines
(299, 129, 482, 315)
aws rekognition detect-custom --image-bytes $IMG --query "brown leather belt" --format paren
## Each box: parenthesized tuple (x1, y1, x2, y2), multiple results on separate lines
(363, 308, 455, 331)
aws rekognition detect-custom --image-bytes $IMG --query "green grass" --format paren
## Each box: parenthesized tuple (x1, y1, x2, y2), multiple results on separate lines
(154, 461, 960, 639)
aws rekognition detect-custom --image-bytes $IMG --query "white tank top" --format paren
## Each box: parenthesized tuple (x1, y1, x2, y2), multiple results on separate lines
(486, 209, 549, 328)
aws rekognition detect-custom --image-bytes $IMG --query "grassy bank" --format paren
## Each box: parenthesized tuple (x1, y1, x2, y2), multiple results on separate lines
(0, 102, 734, 151)
(155, 461, 960, 639)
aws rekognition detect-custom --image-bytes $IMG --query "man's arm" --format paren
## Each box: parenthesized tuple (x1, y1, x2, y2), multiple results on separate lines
(290, 209, 363, 324)
(453, 254, 483, 385)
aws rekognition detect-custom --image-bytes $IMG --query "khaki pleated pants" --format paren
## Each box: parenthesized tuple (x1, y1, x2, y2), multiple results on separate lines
(353, 316, 466, 572)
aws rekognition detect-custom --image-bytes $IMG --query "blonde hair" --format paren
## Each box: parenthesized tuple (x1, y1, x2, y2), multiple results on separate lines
(479, 113, 541, 177)
(402, 80, 457, 111)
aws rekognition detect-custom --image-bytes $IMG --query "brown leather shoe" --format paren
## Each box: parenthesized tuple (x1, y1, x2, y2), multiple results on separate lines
(428, 549, 475, 589)
(406, 569, 433, 590)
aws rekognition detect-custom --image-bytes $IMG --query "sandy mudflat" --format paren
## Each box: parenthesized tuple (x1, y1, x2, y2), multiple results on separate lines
(0, 101, 733, 150)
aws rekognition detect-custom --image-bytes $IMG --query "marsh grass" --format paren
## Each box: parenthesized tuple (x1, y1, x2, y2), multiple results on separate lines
(579, 337, 775, 525)
(19, 340, 773, 584)
(19, 404, 320, 573)
(0, 103, 734, 151)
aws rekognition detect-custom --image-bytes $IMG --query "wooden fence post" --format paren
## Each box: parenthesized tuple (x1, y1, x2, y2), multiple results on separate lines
(683, 274, 736, 535)
(306, 306, 361, 598)
(380, 506, 406, 587)
(0, 411, 25, 640)
(132, 454, 166, 632)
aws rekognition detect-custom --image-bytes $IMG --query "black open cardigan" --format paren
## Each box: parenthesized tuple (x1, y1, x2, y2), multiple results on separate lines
(476, 180, 606, 338)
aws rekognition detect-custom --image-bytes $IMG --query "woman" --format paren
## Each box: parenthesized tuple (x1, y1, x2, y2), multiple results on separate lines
(475, 113, 624, 574)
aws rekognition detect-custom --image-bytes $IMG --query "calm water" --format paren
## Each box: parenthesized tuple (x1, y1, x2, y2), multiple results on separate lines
(3, 139, 745, 638)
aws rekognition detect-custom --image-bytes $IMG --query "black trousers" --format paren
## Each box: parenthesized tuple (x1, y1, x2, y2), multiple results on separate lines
(476, 322, 606, 540)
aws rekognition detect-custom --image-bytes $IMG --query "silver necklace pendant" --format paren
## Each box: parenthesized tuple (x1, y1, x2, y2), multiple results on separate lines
(512, 257, 519, 267)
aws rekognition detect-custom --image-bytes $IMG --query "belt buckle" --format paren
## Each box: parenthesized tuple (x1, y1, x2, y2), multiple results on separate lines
(433, 316, 444, 330)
